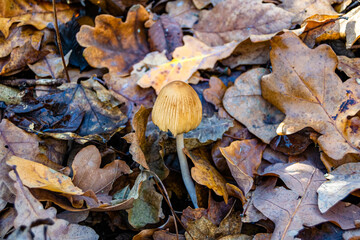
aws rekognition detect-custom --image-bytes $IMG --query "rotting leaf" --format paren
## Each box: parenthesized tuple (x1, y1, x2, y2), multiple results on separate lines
(224, 68, 285, 144)
(76, 5, 150, 77)
(5, 78, 128, 142)
(137, 36, 238, 94)
(220, 139, 266, 196)
(317, 162, 360, 213)
(184, 148, 229, 203)
(254, 163, 360, 240)
(261, 32, 360, 160)
(13, 179, 99, 239)
(72, 145, 131, 194)
(148, 15, 183, 59)
(7, 156, 83, 195)
(193, 0, 293, 46)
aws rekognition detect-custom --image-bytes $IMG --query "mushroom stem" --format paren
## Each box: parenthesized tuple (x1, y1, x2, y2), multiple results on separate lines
(176, 133, 198, 208)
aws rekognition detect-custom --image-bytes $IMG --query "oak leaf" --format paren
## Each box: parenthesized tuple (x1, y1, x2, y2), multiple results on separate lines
(254, 163, 360, 240)
(72, 145, 131, 194)
(13, 180, 98, 239)
(193, 0, 293, 46)
(337, 55, 360, 79)
(317, 162, 360, 213)
(224, 68, 285, 144)
(0, 0, 75, 38)
(137, 36, 238, 94)
(7, 156, 83, 195)
(76, 5, 150, 77)
(261, 32, 360, 160)
(166, 0, 199, 29)
(220, 139, 266, 196)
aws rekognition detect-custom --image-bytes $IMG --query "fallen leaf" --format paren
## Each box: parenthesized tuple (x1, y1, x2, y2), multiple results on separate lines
(5, 78, 128, 142)
(185, 148, 229, 203)
(255, 163, 360, 239)
(343, 228, 360, 240)
(253, 233, 272, 240)
(137, 36, 238, 94)
(13, 179, 98, 239)
(0, 0, 75, 38)
(148, 15, 183, 59)
(203, 76, 227, 110)
(296, 222, 344, 240)
(278, 0, 341, 25)
(166, 0, 199, 28)
(224, 68, 285, 144)
(72, 145, 131, 194)
(220, 139, 266, 196)
(193, 0, 293, 46)
(270, 130, 313, 156)
(7, 156, 83, 195)
(192, 0, 211, 9)
(76, 5, 150, 77)
(261, 32, 360, 160)
(0, 207, 16, 238)
(317, 162, 360, 213)
(127, 178, 164, 228)
(337, 55, 360, 78)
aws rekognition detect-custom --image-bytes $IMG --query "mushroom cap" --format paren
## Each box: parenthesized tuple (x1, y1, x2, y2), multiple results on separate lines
(152, 81, 202, 136)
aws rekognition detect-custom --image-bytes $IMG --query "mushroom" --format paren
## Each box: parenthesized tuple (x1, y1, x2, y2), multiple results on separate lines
(152, 81, 202, 208)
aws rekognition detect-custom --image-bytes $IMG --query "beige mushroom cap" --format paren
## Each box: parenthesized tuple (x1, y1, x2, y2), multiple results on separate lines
(152, 81, 202, 136)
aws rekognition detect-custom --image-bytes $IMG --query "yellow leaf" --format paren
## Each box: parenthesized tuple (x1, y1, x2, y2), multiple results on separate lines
(7, 156, 83, 195)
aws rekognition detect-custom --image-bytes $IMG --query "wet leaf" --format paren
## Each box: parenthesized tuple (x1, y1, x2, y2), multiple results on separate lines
(148, 15, 183, 59)
(185, 148, 229, 203)
(193, 0, 293, 46)
(76, 5, 150, 77)
(224, 68, 285, 144)
(7, 156, 83, 195)
(261, 32, 360, 160)
(13, 179, 98, 239)
(166, 0, 199, 28)
(72, 145, 131, 194)
(317, 162, 360, 213)
(220, 139, 266, 196)
(137, 36, 238, 94)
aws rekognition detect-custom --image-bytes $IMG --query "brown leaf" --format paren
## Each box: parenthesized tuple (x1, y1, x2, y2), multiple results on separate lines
(0, 0, 75, 38)
(270, 130, 313, 156)
(338, 55, 360, 79)
(123, 106, 152, 169)
(76, 5, 150, 77)
(72, 145, 131, 194)
(13, 180, 98, 239)
(261, 32, 360, 160)
(166, 0, 199, 28)
(278, 0, 342, 25)
(149, 15, 183, 59)
(220, 139, 266, 196)
(224, 68, 285, 144)
(193, 0, 293, 46)
(137, 36, 238, 94)
(317, 162, 360, 213)
(254, 163, 360, 239)
(7, 156, 83, 195)
(203, 76, 227, 110)
(185, 148, 229, 203)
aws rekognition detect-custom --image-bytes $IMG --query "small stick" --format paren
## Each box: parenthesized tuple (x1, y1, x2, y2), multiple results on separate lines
(52, 0, 71, 83)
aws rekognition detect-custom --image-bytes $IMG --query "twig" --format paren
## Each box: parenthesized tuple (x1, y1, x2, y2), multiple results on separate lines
(52, 0, 71, 83)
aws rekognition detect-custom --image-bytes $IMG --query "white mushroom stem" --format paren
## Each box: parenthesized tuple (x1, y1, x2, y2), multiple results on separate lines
(176, 133, 198, 208)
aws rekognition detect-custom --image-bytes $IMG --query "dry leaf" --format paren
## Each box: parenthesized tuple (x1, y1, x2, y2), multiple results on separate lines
(13, 180, 98, 239)
(72, 145, 131, 194)
(184, 148, 229, 203)
(0, 0, 75, 38)
(337, 55, 360, 79)
(220, 139, 266, 196)
(76, 5, 150, 77)
(7, 156, 83, 195)
(224, 68, 285, 144)
(193, 0, 293, 46)
(255, 163, 360, 239)
(278, 0, 341, 25)
(166, 0, 199, 28)
(317, 162, 360, 213)
(261, 32, 360, 160)
(203, 76, 227, 110)
(148, 15, 183, 59)
(137, 36, 238, 94)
